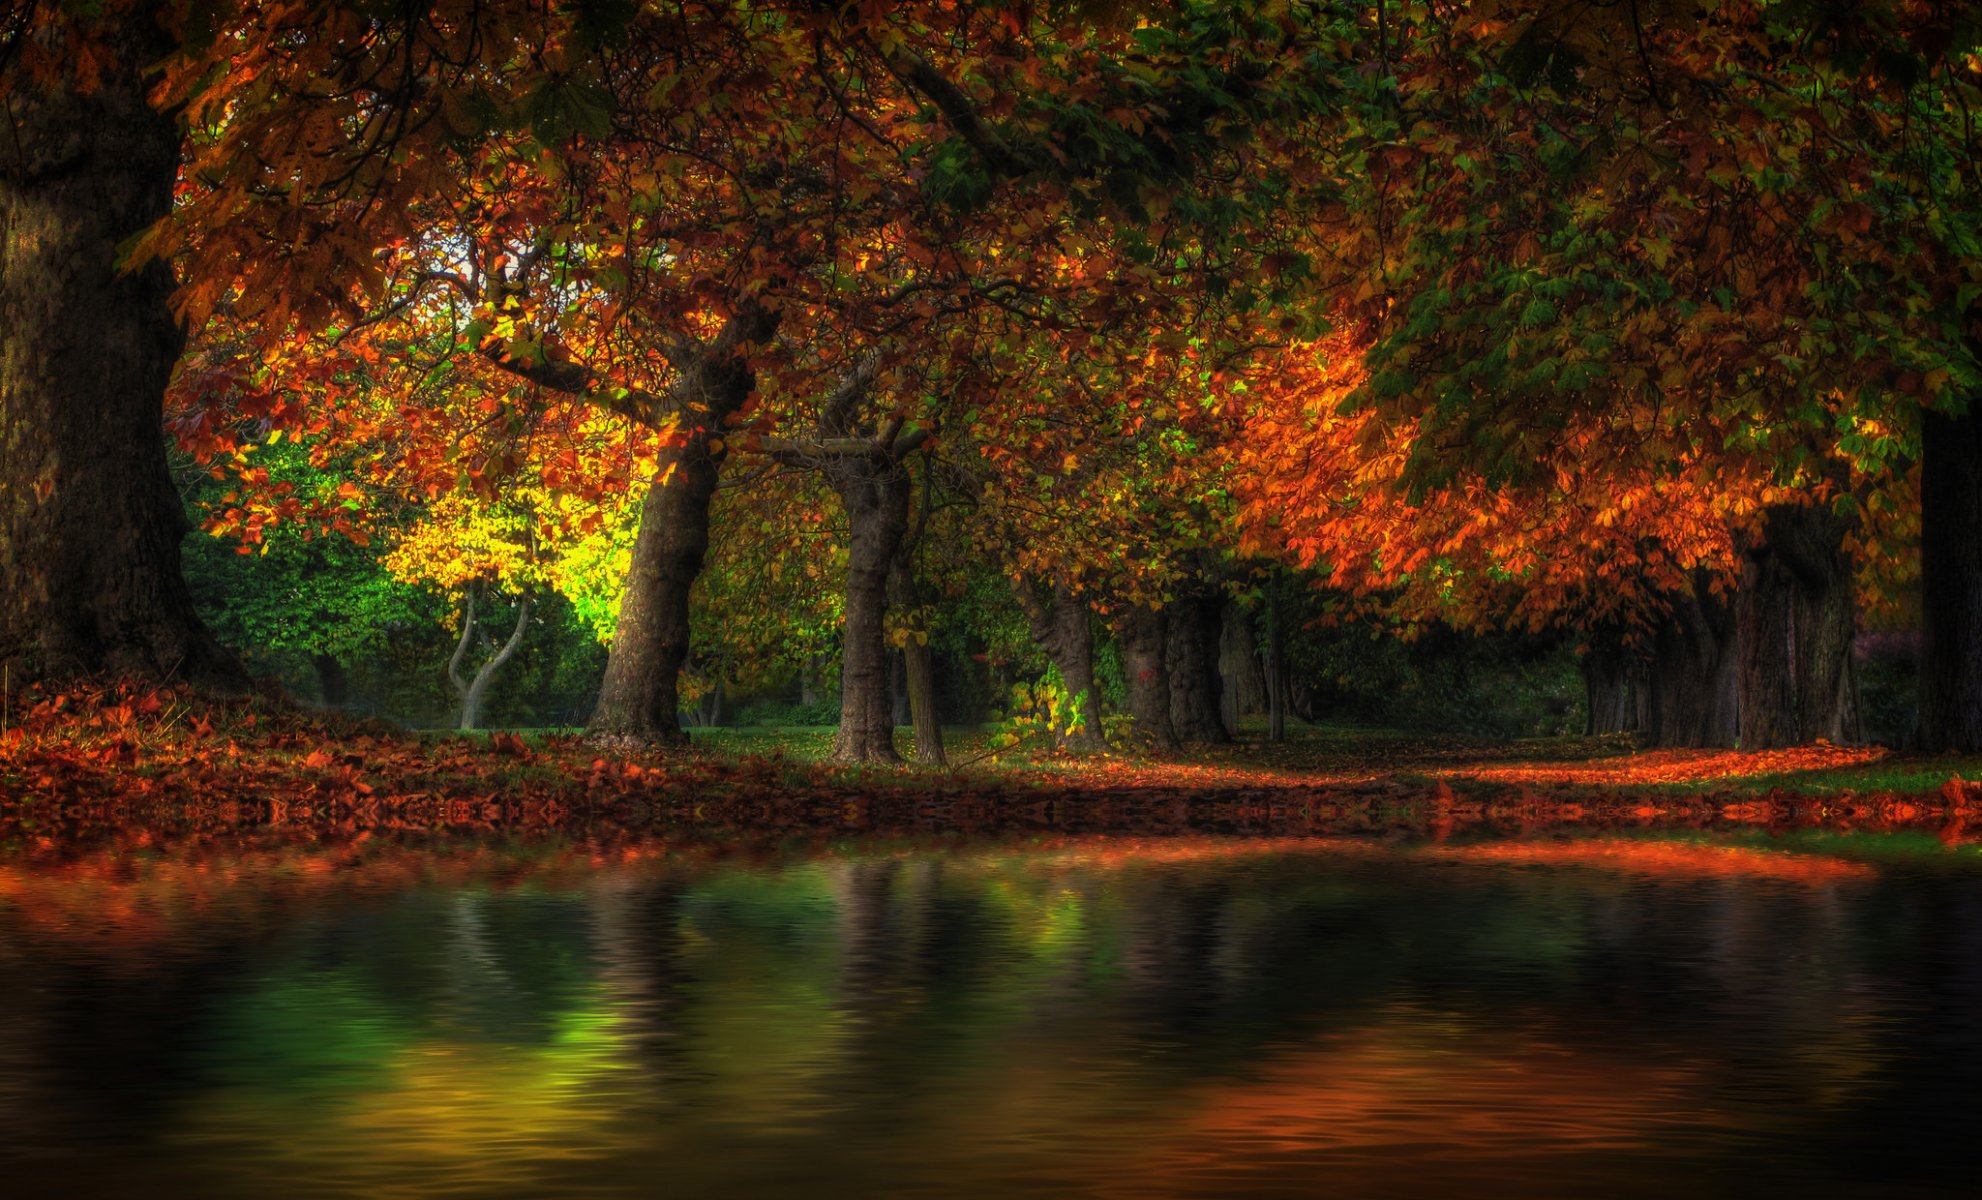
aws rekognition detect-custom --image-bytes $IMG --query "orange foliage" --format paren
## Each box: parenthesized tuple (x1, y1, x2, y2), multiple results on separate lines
(1453, 745, 1887, 787)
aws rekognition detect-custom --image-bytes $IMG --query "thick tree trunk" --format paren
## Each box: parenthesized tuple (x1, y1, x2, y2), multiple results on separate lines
(889, 649, 910, 728)
(830, 456, 909, 762)
(1120, 604, 1180, 751)
(1736, 541, 1798, 749)
(589, 437, 722, 745)
(0, 11, 241, 688)
(1737, 503, 1857, 748)
(1167, 593, 1229, 744)
(1646, 582, 1739, 749)
(311, 653, 349, 709)
(1220, 603, 1268, 717)
(1919, 404, 1982, 752)
(1017, 581, 1106, 752)
(890, 563, 946, 765)
(1780, 506, 1857, 744)
(1581, 630, 1640, 736)
(588, 310, 769, 746)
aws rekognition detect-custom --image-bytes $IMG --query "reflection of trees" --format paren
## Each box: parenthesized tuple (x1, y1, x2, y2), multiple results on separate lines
(0, 832, 1975, 1194)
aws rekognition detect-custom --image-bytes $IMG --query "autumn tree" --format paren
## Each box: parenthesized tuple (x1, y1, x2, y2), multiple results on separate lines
(0, 4, 241, 685)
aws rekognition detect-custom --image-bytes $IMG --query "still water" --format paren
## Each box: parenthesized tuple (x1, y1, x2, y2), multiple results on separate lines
(3, 803, 1981, 1197)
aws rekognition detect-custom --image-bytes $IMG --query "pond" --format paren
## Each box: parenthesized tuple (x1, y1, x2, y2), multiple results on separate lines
(2, 799, 1980, 1197)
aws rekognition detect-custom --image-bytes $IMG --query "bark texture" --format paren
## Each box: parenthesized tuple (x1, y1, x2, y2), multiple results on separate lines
(829, 456, 910, 762)
(1119, 604, 1180, 751)
(1581, 629, 1643, 736)
(0, 11, 241, 687)
(1265, 580, 1290, 743)
(1919, 404, 1982, 752)
(1646, 581, 1739, 749)
(1166, 593, 1229, 744)
(1219, 603, 1268, 719)
(1736, 504, 1858, 749)
(588, 309, 771, 744)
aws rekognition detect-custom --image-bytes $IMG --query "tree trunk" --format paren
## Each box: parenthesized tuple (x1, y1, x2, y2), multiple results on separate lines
(1120, 604, 1180, 751)
(890, 563, 946, 766)
(830, 456, 909, 762)
(1737, 503, 1858, 748)
(1167, 593, 1229, 743)
(311, 653, 348, 709)
(800, 653, 822, 707)
(1919, 403, 1982, 752)
(1778, 505, 1857, 744)
(1736, 539, 1798, 749)
(1220, 603, 1268, 716)
(589, 436, 721, 745)
(587, 311, 769, 746)
(0, 11, 242, 688)
(1646, 581, 1739, 749)
(699, 676, 726, 727)
(1017, 581, 1106, 752)
(1266, 580, 1290, 743)
(1581, 629, 1640, 736)
(451, 586, 530, 731)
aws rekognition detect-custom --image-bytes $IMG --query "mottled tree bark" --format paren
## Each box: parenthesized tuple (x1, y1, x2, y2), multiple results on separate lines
(830, 456, 909, 762)
(1166, 593, 1229, 744)
(0, 10, 241, 687)
(1919, 404, 1982, 752)
(1119, 604, 1180, 751)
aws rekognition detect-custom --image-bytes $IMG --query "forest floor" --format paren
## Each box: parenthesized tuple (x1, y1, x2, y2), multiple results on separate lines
(4, 682, 1982, 819)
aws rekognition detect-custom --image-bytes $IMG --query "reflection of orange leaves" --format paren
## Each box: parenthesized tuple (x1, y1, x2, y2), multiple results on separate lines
(1430, 839, 1876, 886)
(1117, 1021, 1696, 1194)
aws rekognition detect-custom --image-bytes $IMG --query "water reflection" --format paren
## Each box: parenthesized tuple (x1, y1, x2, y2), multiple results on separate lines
(1, 805, 1980, 1196)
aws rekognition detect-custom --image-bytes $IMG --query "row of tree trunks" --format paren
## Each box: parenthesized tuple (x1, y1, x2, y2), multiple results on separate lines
(1919, 404, 1982, 752)
(830, 454, 911, 762)
(0, 10, 242, 689)
(1017, 581, 1107, 751)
